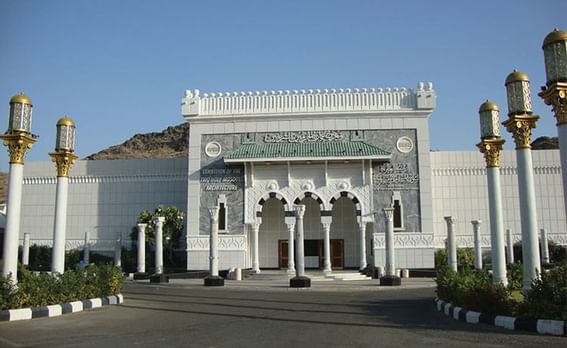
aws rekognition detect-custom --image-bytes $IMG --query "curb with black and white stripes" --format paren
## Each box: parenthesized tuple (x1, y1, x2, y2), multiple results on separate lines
(0, 294, 124, 322)
(435, 298, 566, 336)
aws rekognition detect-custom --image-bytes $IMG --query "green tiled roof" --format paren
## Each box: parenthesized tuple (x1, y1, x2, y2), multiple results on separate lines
(224, 141, 391, 162)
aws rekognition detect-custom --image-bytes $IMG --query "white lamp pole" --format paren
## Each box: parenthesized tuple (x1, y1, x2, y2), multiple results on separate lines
(503, 70, 541, 291)
(539, 29, 567, 221)
(50, 116, 77, 274)
(1, 94, 37, 283)
(477, 100, 507, 285)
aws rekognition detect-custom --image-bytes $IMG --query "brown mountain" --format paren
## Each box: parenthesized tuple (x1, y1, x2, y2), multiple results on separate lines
(86, 123, 189, 160)
(531, 136, 559, 150)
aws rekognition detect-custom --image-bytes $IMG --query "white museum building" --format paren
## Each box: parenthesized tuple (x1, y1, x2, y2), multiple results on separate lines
(10, 83, 567, 271)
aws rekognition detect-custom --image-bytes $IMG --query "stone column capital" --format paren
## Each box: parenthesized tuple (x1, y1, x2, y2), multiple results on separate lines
(49, 151, 78, 177)
(0, 131, 36, 164)
(444, 216, 456, 224)
(383, 207, 394, 221)
(471, 220, 482, 227)
(294, 204, 306, 218)
(477, 138, 505, 167)
(137, 223, 147, 230)
(208, 206, 219, 223)
(539, 82, 567, 126)
(286, 222, 296, 231)
(154, 216, 165, 224)
(502, 114, 540, 149)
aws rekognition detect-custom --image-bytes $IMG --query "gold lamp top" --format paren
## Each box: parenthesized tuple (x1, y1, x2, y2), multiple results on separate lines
(57, 116, 75, 127)
(479, 100, 499, 113)
(10, 93, 32, 105)
(543, 28, 567, 48)
(505, 70, 530, 86)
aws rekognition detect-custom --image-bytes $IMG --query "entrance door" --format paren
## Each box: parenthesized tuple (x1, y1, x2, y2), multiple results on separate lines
(279, 239, 344, 269)
(330, 239, 344, 269)
(278, 240, 289, 269)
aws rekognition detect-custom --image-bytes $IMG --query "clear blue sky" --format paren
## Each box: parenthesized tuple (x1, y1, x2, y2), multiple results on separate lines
(0, 0, 565, 171)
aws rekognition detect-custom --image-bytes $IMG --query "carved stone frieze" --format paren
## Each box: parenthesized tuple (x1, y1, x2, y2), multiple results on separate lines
(187, 235, 247, 251)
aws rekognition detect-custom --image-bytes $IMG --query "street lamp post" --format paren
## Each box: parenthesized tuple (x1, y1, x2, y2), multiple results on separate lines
(1, 94, 37, 282)
(477, 100, 507, 285)
(539, 28, 567, 220)
(49, 116, 77, 274)
(502, 70, 541, 291)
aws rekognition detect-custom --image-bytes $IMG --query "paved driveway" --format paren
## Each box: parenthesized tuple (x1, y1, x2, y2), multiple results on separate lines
(0, 278, 565, 347)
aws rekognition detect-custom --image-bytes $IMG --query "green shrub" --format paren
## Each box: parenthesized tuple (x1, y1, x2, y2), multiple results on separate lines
(435, 265, 514, 315)
(520, 263, 567, 321)
(435, 247, 475, 270)
(507, 262, 523, 291)
(0, 264, 124, 310)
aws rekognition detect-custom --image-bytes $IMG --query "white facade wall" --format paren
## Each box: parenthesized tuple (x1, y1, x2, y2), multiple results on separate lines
(431, 150, 567, 247)
(19, 158, 187, 251)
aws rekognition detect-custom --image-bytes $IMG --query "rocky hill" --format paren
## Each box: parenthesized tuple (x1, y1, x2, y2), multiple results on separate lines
(531, 136, 559, 150)
(86, 123, 189, 160)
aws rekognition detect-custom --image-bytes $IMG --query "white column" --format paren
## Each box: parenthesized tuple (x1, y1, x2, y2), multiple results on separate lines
(486, 167, 508, 285)
(506, 229, 514, 264)
(208, 207, 219, 277)
(517, 149, 541, 291)
(471, 220, 482, 270)
(558, 124, 567, 222)
(540, 228, 550, 264)
(114, 233, 122, 268)
(444, 216, 457, 272)
(51, 176, 69, 274)
(286, 222, 295, 273)
(383, 208, 396, 276)
(22, 233, 30, 266)
(2, 163, 24, 282)
(359, 222, 367, 270)
(137, 223, 147, 273)
(294, 205, 306, 277)
(154, 216, 165, 274)
(322, 222, 332, 273)
(252, 223, 260, 273)
(83, 231, 90, 266)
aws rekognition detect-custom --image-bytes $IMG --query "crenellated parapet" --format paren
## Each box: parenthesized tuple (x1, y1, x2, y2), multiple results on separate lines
(182, 82, 436, 118)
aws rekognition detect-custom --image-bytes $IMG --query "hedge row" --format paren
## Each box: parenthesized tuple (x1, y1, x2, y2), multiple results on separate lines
(0, 264, 123, 310)
(435, 248, 567, 321)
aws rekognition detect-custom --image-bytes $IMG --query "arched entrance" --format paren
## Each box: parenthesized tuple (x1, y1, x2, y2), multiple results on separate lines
(258, 197, 287, 268)
(330, 196, 360, 269)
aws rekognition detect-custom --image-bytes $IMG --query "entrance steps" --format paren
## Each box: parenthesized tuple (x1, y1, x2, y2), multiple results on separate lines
(245, 270, 372, 282)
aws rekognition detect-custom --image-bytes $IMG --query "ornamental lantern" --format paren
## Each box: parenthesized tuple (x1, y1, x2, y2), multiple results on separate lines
(542, 28, 567, 86)
(7, 93, 33, 134)
(55, 116, 75, 152)
(479, 100, 501, 139)
(505, 70, 532, 116)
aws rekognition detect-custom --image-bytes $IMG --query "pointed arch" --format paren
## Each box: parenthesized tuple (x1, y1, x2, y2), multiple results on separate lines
(329, 191, 362, 216)
(293, 191, 326, 212)
(255, 191, 291, 218)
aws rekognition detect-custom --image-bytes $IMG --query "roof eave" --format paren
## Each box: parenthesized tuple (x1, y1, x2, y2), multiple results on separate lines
(224, 154, 392, 164)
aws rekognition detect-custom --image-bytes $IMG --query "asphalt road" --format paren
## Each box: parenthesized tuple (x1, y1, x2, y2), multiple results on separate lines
(0, 279, 565, 347)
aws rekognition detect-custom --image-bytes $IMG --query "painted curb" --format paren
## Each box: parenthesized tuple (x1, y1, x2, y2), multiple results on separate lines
(435, 298, 566, 336)
(0, 294, 124, 322)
